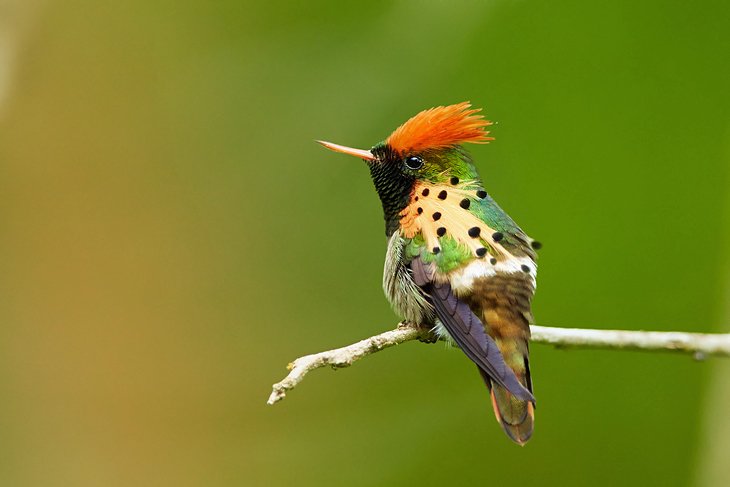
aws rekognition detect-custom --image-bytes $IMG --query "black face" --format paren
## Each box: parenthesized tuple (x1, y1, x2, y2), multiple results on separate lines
(369, 144, 418, 236)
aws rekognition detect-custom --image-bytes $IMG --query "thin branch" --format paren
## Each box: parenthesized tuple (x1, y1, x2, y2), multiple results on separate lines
(529, 325, 730, 356)
(267, 323, 424, 405)
(267, 322, 730, 405)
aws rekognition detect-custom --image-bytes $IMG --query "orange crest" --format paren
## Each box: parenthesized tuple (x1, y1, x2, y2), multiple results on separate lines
(386, 102, 493, 154)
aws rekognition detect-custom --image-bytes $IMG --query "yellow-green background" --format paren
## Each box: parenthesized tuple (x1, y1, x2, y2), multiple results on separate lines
(2, 1, 729, 486)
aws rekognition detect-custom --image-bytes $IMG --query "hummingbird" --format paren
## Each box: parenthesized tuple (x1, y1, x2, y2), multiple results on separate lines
(318, 102, 539, 445)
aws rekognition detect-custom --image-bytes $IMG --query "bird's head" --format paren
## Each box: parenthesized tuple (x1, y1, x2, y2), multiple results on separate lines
(318, 102, 493, 236)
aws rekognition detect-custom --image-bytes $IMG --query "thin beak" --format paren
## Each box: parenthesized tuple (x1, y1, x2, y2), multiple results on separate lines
(316, 140, 376, 161)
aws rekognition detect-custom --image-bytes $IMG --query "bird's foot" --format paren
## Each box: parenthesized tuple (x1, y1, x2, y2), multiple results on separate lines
(396, 322, 439, 343)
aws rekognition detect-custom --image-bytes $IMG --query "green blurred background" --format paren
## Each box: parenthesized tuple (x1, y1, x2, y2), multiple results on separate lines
(1, 1, 729, 485)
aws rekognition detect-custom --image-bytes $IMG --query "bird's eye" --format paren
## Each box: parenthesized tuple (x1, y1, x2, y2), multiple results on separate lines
(404, 156, 424, 170)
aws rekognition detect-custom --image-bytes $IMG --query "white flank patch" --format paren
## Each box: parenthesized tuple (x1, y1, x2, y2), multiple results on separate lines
(449, 256, 537, 293)
(432, 320, 455, 346)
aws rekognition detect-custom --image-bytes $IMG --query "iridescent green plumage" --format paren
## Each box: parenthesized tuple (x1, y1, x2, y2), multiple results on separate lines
(406, 234, 471, 273)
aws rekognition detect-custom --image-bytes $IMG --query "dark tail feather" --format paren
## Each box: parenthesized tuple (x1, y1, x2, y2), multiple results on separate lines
(478, 359, 535, 446)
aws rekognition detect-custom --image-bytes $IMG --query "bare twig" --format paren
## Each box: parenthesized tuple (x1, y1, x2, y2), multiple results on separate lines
(267, 322, 730, 405)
